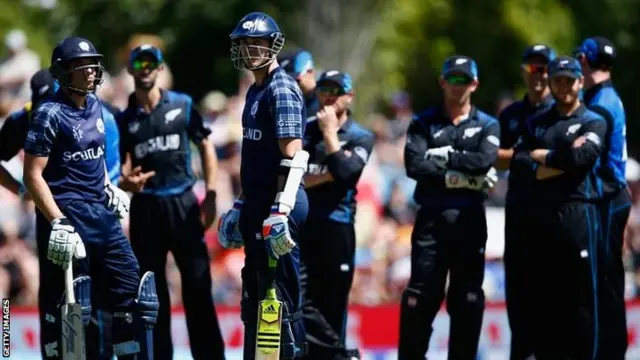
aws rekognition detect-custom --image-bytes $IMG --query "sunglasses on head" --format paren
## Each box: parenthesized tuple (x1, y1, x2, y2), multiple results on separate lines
(317, 86, 346, 96)
(521, 63, 547, 74)
(444, 74, 473, 85)
(132, 58, 159, 71)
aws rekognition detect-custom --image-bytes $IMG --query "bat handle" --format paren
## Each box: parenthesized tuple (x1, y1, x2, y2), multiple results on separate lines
(64, 264, 75, 304)
(268, 257, 277, 269)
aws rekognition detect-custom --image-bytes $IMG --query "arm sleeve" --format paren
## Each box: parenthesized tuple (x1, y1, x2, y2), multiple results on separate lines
(545, 118, 607, 171)
(511, 121, 538, 174)
(186, 96, 212, 144)
(24, 104, 59, 157)
(0, 110, 27, 161)
(269, 76, 304, 139)
(404, 119, 446, 182)
(102, 108, 121, 184)
(447, 120, 500, 175)
(325, 133, 375, 187)
(115, 112, 131, 161)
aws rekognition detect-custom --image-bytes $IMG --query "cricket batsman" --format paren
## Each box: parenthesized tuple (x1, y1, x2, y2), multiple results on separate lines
(116, 44, 225, 360)
(218, 12, 309, 359)
(511, 56, 607, 358)
(301, 70, 373, 360)
(574, 37, 629, 359)
(399, 55, 499, 359)
(23, 36, 158, 360)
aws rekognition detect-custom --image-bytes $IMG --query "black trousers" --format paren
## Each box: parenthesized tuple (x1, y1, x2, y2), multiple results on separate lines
(597, 189, 631, 359)
(503, 201, 539, 360)
(526, 201, 600, 359)
(300, 217, 356, 360)
(129, 191, 225, 360)
(398, 204, 487, 360)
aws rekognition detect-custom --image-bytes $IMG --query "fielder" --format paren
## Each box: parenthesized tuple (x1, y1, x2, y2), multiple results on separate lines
(399, 55, 499, 359)
(219, 12, 309, 359)
(116, 44, 225, 360)
(574, 36, 629, 359)
(511, 56, 607, 358)
(495, 44, 556, 359)
(278, 50, 320, 117)
(23, 36, 157, 360)
(301, 70, 373, 360)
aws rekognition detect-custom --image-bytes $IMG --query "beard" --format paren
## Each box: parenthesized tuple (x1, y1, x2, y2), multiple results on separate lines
(135, 77, 155, 91)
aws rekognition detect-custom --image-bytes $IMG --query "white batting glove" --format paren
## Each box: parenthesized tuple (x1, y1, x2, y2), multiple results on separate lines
(105, 183, 130, 219)
(263, 210, 296, 259)
(445, 170, 485, 191)
(48, 217, 86, 269)
(425, 146, 454, 168)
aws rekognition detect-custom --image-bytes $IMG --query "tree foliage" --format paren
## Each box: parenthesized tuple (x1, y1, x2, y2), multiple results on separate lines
(3, 0, 640, 154)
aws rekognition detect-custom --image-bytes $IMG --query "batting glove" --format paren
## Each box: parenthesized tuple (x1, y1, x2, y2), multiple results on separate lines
(105, 183, 130, 219)
(263, 207, 296, 259)
(48, 217, 86, 269)
(445, 170, 485, 191)
(425, 146, 454, 168)
(217, 200, 244, 249)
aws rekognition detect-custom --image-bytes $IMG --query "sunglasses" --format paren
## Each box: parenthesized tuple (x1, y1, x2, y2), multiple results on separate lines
(132, 59, 159, 72)
(444, 75, 473, 85)
(521, 64, 547, 74)
(317, 86, 346, 96)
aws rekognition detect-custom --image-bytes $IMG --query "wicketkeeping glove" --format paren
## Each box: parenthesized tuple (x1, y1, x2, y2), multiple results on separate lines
(445, 170, 485, 191)
(262, 207, 296, 259)
(217, 200, 244, 249)
(425, 146, 454, 168)
(48, 217, 86, 269)
(105, 183, 130, 219)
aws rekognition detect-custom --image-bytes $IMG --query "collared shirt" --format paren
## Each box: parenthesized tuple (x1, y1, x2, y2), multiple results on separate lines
(405, 104, 500, 208)
(117, 89, 210, 196)
(303, 116, 375, 223)
(240, 67, 306, 207)
(24, 92, 107, 207)
(512, 103, 608, 205)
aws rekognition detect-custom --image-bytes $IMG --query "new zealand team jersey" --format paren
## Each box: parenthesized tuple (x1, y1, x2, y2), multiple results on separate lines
(512, 104, 607, 205)
(303, 117, 374, 224)
(24, 92, 107, 207)
(116, 90, 211, 196)
(241, 67, 306, 207)
(1, 101, 120, 184)
(498, 95, 554, 203)
(583, 80, 627, 197)
(405, 105, 500, 207)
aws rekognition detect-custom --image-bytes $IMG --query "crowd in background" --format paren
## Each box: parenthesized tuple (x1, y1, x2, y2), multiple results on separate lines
(1, 29, 640, 308)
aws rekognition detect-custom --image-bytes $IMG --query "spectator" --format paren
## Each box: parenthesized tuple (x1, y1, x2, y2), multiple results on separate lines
(0, 29, 40, 115)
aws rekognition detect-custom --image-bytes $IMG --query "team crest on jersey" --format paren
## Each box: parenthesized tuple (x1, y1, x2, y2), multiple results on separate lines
(250, 101, 259, 117)
(129, 121, 140, 133)
(165, 108, 182, 124)
(462, 126, 482, 139)
(72, 124, 83, 141)
(96, 118, 105, 134)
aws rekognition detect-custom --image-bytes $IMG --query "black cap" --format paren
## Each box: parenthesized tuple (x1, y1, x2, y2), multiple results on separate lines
(574, 36, 616, 67)
(316, 70, 353, 94)
(522, 44, 556, 63)
(441, 55, 478, 79)
(548, 56, 582, 79)
(30, 69, 56, 105)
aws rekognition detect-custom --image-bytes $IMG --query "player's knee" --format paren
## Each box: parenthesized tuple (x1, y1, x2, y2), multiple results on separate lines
(401, 286, 440, 313)
(446, 285, 485, 312)
(112, 271, 158, 360)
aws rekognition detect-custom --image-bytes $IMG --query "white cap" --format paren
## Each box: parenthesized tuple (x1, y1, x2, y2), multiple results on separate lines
(5, 29, 26, 51)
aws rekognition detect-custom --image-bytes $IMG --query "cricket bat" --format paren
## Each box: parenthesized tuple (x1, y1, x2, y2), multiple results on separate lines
(255, 257, 283, 360)
(61, 265, 85, 360)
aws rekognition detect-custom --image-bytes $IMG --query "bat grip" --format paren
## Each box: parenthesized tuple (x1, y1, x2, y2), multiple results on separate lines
(64, 265, 75, 304)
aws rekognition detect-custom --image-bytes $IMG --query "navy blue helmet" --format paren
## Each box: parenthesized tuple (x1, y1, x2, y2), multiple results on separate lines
(229, 12, 285, 71)
(50, 36, 104, 94)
